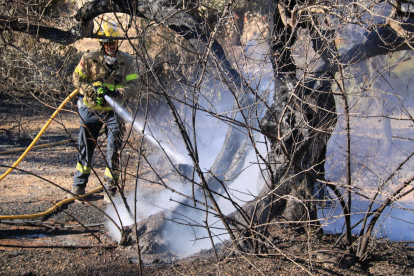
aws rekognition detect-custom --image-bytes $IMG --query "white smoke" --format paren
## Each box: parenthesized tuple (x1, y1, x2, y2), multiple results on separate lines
(156, 139, 268, 256)
(103, 31, 277, 255)
(105, 183, 186, 242)
(322, 53, 414, 241)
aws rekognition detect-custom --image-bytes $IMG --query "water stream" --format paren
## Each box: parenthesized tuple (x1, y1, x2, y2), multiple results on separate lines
(105, 95, 187, 164)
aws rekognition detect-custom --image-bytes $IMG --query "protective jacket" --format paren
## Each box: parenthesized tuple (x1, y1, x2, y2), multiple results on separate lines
(72, 49, 138, 191)
(73, 50, 139, 111)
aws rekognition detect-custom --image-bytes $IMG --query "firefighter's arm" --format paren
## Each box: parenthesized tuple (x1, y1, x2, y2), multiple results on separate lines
(72, 57, 93, 97)
(117, 58, 139, 99)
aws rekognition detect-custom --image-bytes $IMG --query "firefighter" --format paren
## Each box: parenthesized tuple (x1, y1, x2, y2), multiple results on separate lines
(70, 22, 139, 202)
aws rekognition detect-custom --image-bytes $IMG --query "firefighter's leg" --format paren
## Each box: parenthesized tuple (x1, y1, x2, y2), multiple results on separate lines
(72, 106, 103, 191)
(104, 111, 124, 196)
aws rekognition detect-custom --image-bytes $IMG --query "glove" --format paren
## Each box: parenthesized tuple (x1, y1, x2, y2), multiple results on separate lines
(95, 85, 110, 106)
(90, 81, 120, 106)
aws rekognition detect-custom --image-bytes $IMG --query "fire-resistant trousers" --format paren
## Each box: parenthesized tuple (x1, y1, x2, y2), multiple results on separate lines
(73, 104, 124, 190)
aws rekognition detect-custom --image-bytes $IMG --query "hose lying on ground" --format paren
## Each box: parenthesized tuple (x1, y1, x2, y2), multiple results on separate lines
(0, 166, 153, 221)
(0, 89, 85, 221)
(0, 89, 152, 221)
(0, 186, 103, 221)
(0, 89, 79, 181)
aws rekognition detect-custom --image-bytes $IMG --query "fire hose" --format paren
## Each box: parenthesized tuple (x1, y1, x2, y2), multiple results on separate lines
(0, 186, 103, 220)
(0, 89, 79, 182)
(0, 90, 157, 221)
(0, 89, 105, 221)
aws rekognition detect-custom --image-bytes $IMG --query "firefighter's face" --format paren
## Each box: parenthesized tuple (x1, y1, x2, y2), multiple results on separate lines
(103, 41, 118, 57)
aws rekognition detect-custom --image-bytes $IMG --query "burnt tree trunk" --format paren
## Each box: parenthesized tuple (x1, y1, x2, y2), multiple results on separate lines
(226, 2, 337, 244)
(227, 74, 336, 227)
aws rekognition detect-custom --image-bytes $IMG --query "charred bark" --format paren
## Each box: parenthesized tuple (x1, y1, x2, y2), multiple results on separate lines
(225, 3, 337, 250)
(227, 74, 337, 227)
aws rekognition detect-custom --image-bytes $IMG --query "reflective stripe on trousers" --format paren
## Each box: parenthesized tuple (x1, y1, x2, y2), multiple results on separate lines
(73, 102, 124, 188)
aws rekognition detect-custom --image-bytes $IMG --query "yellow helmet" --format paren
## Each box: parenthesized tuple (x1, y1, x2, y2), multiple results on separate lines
(97, 22, 121, 42)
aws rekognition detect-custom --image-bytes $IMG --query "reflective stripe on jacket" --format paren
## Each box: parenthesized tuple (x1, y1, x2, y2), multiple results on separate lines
(73, 50, 139, 111)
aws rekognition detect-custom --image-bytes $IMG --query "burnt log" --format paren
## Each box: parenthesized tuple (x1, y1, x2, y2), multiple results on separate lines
(121, 212, 170, 254)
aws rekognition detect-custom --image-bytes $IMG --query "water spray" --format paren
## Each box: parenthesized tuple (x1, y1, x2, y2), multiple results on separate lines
(104, 95, 188, 165)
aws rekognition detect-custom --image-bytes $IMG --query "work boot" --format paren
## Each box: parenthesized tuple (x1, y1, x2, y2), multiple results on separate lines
(67, 187, 85, 199)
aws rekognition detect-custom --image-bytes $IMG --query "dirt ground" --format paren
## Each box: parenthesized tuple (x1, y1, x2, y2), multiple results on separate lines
(1, 96, 414, 275)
